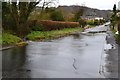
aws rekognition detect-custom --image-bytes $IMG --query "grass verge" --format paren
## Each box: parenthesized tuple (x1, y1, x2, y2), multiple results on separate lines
(88, 25, 97, 28)
(27, 27, 83, 41)
(0, 33, 23, 46)
(88, 24, 101, 28)
(110, 27, 120, 44)
(115, 34, 119, 38)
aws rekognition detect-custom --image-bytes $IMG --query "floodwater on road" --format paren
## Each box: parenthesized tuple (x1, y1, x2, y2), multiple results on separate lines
(2, 23, 118, 78)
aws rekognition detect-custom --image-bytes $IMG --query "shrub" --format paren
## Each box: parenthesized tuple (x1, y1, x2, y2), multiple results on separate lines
(94, 19, 99, 25)
(28, 20, 80, 31)
(31, 26, 44, 31)
(65, 13, 75, 21)
(78, 19, 86, 28)
(99, 19, 106, 24)
(37, 20, 80, 31)
(73, 9, 84, 22)
(28, 19, 38, 28)
(50, 10, 65, 21)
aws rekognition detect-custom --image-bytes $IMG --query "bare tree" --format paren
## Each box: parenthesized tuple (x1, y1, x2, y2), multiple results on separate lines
(7, 0, 42, 37)
(40, 0, 58, 14)
(2, 0, 59, 37)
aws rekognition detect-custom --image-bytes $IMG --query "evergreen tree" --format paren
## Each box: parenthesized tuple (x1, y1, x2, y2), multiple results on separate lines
(113, 4, 117, 15)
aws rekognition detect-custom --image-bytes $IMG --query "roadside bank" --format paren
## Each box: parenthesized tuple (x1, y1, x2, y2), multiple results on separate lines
(104, 28, 118, 78)
(27, 27, 84, 41)
(1, 27, 84, 50)
(0, 33, 27, 50)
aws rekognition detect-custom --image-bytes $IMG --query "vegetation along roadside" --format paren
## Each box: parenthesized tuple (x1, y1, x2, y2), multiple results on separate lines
(27, 27, 83, 41)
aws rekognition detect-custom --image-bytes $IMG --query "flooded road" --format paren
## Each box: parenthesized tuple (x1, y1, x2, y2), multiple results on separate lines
(2, 23, 118, 78)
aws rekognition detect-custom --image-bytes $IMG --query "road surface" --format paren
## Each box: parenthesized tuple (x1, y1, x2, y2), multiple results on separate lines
(2, 23, 118, 78)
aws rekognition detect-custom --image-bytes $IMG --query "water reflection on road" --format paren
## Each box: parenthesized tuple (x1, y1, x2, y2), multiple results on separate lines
(2, 23, 117, 78)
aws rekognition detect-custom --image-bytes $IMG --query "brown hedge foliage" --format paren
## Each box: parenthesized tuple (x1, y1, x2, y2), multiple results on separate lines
(28, 20, 80, 31)
(28, 19, 38, 28)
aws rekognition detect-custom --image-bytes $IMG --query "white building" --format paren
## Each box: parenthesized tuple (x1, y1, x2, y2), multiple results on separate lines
(95, 17, 104, 20)
(118, 1, 120, 10)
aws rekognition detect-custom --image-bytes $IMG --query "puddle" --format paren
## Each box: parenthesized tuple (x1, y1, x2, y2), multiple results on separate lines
(88, 31, 107, 33)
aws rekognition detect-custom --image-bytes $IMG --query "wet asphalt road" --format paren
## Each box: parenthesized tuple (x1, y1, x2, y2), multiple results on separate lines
(2, 23, 118, 78)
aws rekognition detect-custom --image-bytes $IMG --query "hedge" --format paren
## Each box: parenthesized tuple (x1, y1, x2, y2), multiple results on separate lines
(28, 20, 80, 31)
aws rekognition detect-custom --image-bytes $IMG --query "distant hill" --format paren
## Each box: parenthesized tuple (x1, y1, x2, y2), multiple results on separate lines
(58, 5, 112, 20)
(33, 5, 112, 20)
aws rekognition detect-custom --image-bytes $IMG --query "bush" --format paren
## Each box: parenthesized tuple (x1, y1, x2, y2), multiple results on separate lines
(31, 26, 44, 31)
(28, 19, 38, 29)
(78, 19, 86, 28)
(94, 19, 99, 25)
(73, 9, 84, 22)
(99, 19, 106, 24)
(36, 20, 80, 31)
(65, 13, 75, 21)
(28, 20, 80, 31)
(50, 10, 65, 21)
(28, 19, 44, 31)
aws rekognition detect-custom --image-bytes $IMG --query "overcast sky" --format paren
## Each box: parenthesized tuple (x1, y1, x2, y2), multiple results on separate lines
(58, 0, 120, 10)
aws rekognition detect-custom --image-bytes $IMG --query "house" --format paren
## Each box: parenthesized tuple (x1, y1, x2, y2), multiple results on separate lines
(118, 1, 120, 10)
(81, 16, 104, 21)
(80, 16, 95, 21)
(95, 17, 104, 20)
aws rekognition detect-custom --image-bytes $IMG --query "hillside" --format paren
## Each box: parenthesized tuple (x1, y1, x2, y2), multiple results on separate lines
(58, 5, 112, 20)
(33, 5, 112, 20)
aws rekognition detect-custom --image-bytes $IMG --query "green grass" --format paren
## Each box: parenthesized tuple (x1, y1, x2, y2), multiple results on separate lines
(89, 25, 97, 28)
(115, 34, 120, 44)
(27, 27, 83, 41)
(111, 29, 116, 33)
(88, 24, 101, 28)
(0, 33, 22, 46)
(110, 28, 120, 42)
(115, 34, 119, 38)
